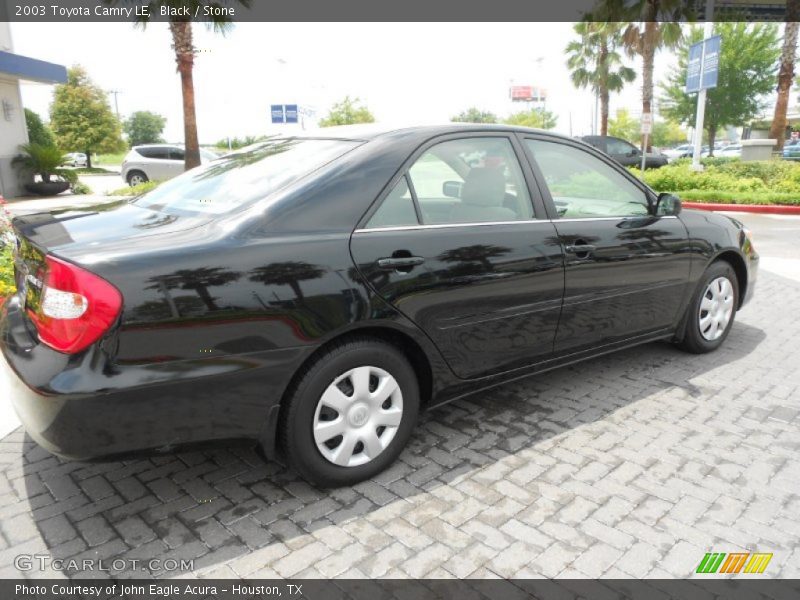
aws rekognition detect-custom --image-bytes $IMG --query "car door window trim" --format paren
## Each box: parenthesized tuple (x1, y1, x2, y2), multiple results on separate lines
(354, 214, 678, 234)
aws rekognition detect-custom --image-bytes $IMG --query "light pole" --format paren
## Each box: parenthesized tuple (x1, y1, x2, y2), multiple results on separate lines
(107, 89, 121, 119)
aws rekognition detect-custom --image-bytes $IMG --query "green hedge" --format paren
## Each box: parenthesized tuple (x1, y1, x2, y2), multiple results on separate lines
(631, 159, 800, 205)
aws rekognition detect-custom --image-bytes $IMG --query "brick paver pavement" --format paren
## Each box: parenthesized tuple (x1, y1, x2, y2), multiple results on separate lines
(1, 269, 798, 580)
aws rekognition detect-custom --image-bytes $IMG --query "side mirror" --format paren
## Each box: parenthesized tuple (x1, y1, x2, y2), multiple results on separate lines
(655, 192, 682, 216)
(442, 181, 462, 199)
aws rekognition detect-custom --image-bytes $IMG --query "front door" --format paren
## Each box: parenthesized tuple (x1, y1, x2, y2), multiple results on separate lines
(522, 136, 691, 354)
(350, 134, 564, 379)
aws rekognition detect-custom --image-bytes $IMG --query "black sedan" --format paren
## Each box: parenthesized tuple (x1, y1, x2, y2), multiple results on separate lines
(581, 135, 669, 169)
(1, 125, 758, 487)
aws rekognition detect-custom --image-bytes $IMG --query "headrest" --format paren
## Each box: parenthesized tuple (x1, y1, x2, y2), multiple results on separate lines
(461, 167, 506, 207)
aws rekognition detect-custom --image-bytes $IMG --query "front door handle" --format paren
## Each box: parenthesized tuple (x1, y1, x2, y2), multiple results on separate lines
(377, 256, 425, 271)
(565, 243, 596, 259)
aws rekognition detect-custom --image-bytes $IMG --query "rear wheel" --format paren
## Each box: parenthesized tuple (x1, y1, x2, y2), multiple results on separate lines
(678, 261, 738, 354)
(278, 338, 419, 487)
(127, 171, 148, 186)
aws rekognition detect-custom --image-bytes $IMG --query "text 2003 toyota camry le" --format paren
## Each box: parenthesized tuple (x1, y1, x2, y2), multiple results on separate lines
(1, 125, 757, 487)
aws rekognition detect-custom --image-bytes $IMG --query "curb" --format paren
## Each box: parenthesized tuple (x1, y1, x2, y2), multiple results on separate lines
(681, 202, 800, 215)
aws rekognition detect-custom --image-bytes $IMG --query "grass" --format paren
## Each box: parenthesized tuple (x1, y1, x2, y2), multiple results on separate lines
(94, 151, 127, 166)
(106, 181, 160, 197)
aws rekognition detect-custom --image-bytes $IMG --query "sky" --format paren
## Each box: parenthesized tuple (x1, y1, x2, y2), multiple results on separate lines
(10, 22, 681, 145)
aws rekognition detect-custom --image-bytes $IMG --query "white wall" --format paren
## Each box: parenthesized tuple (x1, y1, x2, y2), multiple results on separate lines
(0, 21, 30, 197)
(0, 75, 29, 197)
(0, 20, 12, 51)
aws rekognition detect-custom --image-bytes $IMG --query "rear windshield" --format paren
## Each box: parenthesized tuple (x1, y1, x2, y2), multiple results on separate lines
(133, 138, 360, 215)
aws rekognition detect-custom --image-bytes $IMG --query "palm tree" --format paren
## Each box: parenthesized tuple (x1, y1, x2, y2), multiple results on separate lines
(769, 1, 800, 150)
(249, 262, 325, 302)
(566, 22, 636, 136)
(107, 1, 252, 170)
(146, 267, 241, 312)
(598, 1, 684, 151)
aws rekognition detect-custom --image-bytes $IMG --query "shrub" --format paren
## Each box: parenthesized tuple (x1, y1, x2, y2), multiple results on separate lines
(106, 180, 160, 197)
(71, 181, 92, 195)
(633, 159, 800, 204)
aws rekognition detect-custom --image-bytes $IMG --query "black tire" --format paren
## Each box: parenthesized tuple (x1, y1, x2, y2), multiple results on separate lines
(127, 170, 148, 186)
(677, 260, 739, 354)
(278, 337, 420, 487)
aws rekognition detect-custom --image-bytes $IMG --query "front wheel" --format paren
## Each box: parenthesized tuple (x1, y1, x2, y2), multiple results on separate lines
(677, 261, 739, 354)
(278, 338, 419, 487)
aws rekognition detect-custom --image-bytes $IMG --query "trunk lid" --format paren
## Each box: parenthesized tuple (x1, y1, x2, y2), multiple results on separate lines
(10, 199, 209, 317)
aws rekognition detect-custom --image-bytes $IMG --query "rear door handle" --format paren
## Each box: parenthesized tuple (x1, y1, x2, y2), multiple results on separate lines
(565, 244, 596, 258)
(377, 256, 425, 270)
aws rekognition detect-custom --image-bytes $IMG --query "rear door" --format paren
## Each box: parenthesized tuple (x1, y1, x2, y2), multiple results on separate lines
(167, 147, 187, 178)
(521, 135, 691, 354)
(350, 133, 564, 379)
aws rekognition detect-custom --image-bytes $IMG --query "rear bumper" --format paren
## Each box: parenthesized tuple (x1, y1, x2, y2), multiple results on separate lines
(1, 297, 308, 460)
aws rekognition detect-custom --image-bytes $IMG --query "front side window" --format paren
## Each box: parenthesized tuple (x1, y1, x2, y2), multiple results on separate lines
(525, 139, 650, 218)
(407, 137, 533, 225)
(134, 138, 360, 215)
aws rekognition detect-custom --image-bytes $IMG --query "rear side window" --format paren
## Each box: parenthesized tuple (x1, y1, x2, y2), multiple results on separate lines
(134, 138, 360, 215)
(366, 176, 419, 228)
(169, 148, 185, 161)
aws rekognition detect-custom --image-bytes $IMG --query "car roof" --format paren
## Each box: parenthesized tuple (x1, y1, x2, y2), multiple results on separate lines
(289, 123, 580, 145)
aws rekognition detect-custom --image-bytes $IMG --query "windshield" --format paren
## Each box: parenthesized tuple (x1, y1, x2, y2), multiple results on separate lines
(134, 138, 360, 215)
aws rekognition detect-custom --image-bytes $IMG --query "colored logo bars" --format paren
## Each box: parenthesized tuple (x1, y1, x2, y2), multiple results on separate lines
(696, 552, 773, 574)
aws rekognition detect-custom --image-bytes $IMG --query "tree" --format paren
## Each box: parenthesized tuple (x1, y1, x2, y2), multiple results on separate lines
(769, 1, 800, 150)
(608, 109, 687, 147)
(504, 108, 558, 129)
(566, 22, 636, 136)
(602, 1, 685, 150)
(608, 109, 639, 141)
(318, 96, 375, 127)
(24, 109, 55, 147)
(661, 23, 780, 154)
(651, 119, 687, 147)
(147, 267, 241, 313)
(50, 66, 124, 168)
(106, 0, 252, 170)
(124, 111, 166, 147)
(248, 262, 325, 302)
(451, 108, 499, 123)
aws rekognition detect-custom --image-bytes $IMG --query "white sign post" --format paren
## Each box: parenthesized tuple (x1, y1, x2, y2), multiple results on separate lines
(691, 0, 718, 171)
(640, 112, 652, 173)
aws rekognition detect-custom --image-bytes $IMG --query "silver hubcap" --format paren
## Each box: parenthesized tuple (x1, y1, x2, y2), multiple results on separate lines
(698, 276, 735, 341)
(130, 175, 145, 186)
(313, 366, 403, 467)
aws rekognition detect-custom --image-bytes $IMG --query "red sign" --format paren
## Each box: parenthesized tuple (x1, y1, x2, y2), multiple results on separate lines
(509, 85, 547, 102)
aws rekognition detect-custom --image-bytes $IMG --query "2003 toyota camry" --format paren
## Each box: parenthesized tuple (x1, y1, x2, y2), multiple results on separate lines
(1, 125, 757, 486)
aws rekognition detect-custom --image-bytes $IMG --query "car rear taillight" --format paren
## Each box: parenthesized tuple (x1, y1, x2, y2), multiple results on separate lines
(27, 256, 122, 354)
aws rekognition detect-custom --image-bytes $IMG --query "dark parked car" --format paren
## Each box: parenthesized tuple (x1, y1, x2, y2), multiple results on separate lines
(581, 135, 669, 169)
(1, 125, 758, 487)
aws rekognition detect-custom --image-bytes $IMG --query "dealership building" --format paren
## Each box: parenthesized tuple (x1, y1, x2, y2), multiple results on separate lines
(0, 20, 66, 198)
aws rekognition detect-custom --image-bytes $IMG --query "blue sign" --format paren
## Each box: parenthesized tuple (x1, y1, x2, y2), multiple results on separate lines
(686, 35, 721, 93)
(701, 35, 721, 90)
(271, 104, 299, 124)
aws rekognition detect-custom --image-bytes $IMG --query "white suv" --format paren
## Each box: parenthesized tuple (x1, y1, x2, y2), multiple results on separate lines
(121, 144, 218, 186)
